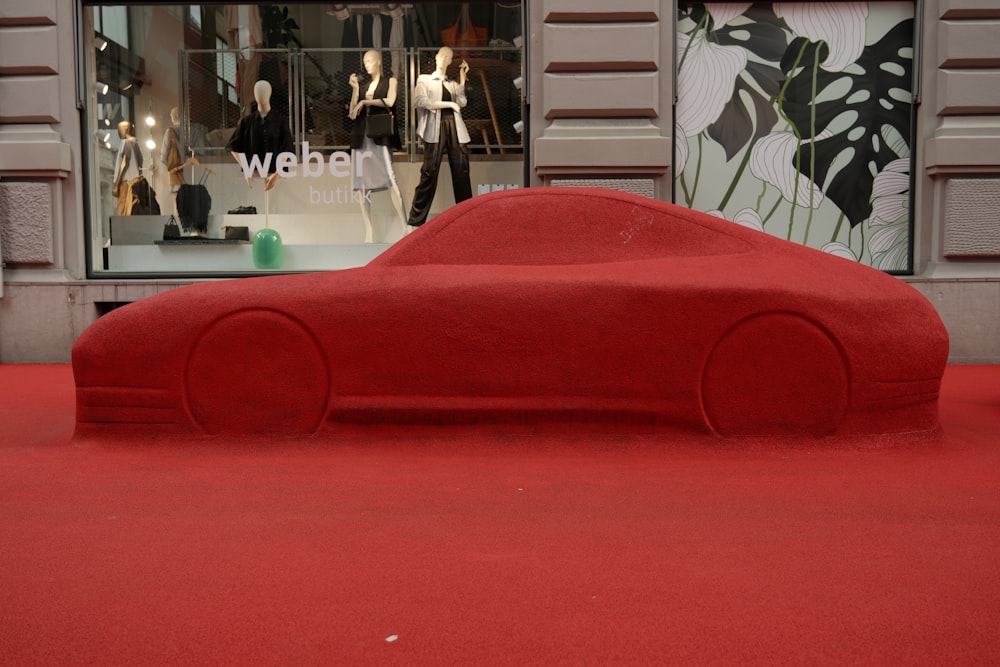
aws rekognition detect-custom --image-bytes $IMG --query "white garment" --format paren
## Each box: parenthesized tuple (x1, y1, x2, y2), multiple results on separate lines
(412, 73, 470, 144)
(114, 137, 143, 182)
(224, 5, 263, 54)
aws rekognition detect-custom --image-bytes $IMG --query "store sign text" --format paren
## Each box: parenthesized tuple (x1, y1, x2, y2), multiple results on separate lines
(235, 142, 373, 180)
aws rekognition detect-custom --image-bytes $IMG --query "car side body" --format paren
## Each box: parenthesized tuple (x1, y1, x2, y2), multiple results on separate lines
(73, 187, 949, 440)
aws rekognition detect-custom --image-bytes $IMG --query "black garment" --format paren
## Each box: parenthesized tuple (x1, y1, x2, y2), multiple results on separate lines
(407, 112, 472, 226)
(130, 176, 160, 216)
(176, 183, 212, 234)
(349, 77, 401, 151)
(226, 107, 294, 174)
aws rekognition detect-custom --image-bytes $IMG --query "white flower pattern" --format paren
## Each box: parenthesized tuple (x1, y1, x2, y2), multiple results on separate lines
(774, 2, 869, 72)
(675, 31, 747, 137)
(749, 131, 831, 208)
(867, 158, 910, 271)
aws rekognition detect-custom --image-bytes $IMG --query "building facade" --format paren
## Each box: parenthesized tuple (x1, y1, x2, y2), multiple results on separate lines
(1, 0, 998, 362)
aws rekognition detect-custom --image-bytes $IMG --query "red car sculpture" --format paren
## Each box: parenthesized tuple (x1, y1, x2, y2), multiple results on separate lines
(73, 187, 949, 440)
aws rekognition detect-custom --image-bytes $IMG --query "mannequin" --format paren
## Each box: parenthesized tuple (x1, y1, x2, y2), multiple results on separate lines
(113, 120, 144, 216)
(407, 46, 473, 227)
(227, 80, 294, 192)
(161, 107, 184, 191)
(349, 49, 407, 243)
(227, 80, 292, 268)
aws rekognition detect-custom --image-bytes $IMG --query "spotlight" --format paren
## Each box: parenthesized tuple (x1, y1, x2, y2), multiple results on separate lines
(513, 35, 523, 49)
(513, 120, 524, 134)
(96, 81, 109, 95)
(513, 76, 523, 91)
(145, 114, 156, 127)
(146, 138, 156, 150)
(96, 36, 108, 52)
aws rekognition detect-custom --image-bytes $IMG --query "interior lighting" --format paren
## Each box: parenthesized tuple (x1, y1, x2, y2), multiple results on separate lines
(96, 81, 109, 95)
(96, 36, 108, 52)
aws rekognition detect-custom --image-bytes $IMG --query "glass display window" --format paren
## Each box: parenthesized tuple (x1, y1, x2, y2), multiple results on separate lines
(84, 3, 526, 276)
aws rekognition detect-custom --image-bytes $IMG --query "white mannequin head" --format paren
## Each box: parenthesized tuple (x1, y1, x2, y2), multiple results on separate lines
(254, 80, 272, 113)
(362, 50, 383, 79)
(435, 47, 454, 74)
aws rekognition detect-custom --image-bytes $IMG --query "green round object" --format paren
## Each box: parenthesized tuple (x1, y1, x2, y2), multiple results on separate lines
(252, 228, 283, 269)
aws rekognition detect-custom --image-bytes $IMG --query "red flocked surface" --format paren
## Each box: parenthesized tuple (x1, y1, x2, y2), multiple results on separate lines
(72, 188, 949, 441)
(3, 363, 1000, 665)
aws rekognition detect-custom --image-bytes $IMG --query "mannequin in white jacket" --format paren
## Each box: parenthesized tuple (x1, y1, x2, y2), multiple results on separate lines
(407, 46, 473, 227)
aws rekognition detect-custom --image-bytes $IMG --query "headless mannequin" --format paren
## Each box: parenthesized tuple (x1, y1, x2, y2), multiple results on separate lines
(348, 49, 407, 243)
(408, 46, 473, 227)
(230, 80, 283, 192)
(162, 107, 184, 192)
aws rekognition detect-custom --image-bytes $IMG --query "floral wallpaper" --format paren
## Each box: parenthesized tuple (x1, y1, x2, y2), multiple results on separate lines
(675, 2, 915, 272)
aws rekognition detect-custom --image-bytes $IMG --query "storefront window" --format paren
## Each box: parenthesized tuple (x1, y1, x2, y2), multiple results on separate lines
(85, 3, 526, 276)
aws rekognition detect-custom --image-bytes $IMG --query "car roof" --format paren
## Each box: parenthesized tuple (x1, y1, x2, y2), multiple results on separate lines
(372, 188, 759, 267)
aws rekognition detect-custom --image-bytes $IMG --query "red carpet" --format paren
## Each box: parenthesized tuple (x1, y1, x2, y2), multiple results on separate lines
(2, 363, 999, 665)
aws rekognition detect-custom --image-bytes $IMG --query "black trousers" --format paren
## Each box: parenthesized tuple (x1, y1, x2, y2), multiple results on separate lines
(407, 114, 473, 226)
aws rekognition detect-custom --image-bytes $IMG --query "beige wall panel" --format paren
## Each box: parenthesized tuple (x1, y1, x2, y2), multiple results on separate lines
(542, 72, 660, 118)
(0, 26, 59, 74)
(543, 0, 660, 19)
(534, 135, 671, 170)
(939, 21, 1000, 67)
(0, 0, 57, 25)
(0, 139, 72, 174)
(924, 135, 1000, 170)
(908, 279, 1000, 363)
(0, 285, 75, 363)
(544, 23, 659, 70)
(936, 70, 1000, 114)
(0, 76, 62, 123)
(942, 178, 1000, 256)
(939, 0, 1000, 18)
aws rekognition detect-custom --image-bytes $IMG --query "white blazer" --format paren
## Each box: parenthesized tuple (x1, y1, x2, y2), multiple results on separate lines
(412, 72, 470, 144)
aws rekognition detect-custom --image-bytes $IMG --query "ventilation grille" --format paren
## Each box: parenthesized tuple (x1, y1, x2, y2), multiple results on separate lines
(550, 177, 654, 199)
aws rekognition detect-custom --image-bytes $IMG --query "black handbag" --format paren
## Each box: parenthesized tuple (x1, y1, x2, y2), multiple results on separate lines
(163, 215, 181, 240)
(223, 225, 250, 241)
(365, 102, 394, 138)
